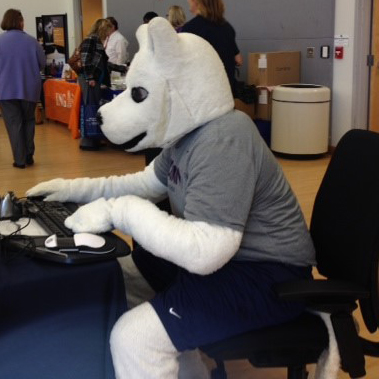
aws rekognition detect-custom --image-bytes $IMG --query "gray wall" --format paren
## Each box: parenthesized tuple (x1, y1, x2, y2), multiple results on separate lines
(107, 0, 335, 89)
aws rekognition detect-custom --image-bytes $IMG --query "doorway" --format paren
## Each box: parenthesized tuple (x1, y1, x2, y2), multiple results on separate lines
(369, 0, 379, 131)
(80, 0, 103, 39)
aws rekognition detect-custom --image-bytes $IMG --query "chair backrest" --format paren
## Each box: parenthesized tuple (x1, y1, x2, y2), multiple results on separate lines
(310, 129, 379, 332)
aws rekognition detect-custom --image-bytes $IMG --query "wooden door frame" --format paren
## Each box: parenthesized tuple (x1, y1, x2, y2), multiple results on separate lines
(351, 0, 372, 131)
(81, 0, 104, 39)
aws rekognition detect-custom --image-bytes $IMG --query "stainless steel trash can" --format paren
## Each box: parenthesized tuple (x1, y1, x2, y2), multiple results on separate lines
(271, 84, 331, 155)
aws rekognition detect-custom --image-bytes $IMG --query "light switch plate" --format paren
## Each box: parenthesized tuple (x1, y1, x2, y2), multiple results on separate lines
(306, 47, 315, 58)
(321, 45, 330, 59)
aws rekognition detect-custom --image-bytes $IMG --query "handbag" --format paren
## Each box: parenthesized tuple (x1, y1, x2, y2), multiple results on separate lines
(80, 86, 104, 139)
(68, 46, 83, 75)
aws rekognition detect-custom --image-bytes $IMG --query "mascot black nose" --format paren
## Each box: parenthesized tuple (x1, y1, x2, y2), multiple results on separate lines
(96, 112, 103, 126)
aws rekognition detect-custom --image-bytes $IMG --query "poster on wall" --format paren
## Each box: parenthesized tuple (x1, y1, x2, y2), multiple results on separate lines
(36, 17, 44, 46)
(36, 14, 69, 78)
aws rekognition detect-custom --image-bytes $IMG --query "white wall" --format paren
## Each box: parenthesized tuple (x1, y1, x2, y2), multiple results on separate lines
(0, 0, 371, 147)
(332, 0, 356, 146)
(0, 0, 77, 54)
(331, 0, 371, 146)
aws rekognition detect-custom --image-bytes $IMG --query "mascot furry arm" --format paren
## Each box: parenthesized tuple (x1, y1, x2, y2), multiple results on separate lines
(27, 166, 242, 275)
(65, 195, 242, 276)
(26, 17, 242, 275)
(26, 163, 167, 203)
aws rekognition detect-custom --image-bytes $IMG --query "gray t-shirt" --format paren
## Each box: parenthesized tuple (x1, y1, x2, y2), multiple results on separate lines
(154, 110, 316, 267)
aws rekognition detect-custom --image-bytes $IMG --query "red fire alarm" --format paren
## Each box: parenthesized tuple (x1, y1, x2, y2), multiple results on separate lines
(335, 46, 344, 59)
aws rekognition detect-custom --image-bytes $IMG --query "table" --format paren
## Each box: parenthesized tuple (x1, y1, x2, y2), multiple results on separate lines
(44, 79, 82, 139)
(44, 80, 124, 141)
(0, 256, 127, 379)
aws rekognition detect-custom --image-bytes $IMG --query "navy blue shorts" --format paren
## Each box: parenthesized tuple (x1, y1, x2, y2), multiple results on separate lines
(150, 260, 312, 352)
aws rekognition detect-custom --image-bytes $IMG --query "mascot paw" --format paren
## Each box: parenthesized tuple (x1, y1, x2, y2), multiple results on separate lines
(26, 178, 70, 202)
(65, 197, 114, 234)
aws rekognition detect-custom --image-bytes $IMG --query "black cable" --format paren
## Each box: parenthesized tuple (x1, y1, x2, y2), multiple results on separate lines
(0, 217, 36, 263)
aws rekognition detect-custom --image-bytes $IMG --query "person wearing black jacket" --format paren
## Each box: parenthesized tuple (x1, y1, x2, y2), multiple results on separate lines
(182, 0, 242, 96)
(79, 19, 112, 103)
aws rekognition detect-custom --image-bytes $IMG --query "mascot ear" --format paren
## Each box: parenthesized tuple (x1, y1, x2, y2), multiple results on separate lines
(136, 17, 179, 59)
(135, 23, 151, 53)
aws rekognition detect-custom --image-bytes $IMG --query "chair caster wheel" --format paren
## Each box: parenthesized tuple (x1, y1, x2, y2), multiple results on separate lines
(211, 364, 227, 379)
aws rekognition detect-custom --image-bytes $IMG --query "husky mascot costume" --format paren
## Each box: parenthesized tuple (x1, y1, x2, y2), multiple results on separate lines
(28, 17, 338, 379)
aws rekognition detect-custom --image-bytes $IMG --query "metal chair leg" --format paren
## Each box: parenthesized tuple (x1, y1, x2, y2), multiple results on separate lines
(288, 365, 308, 379)
(211, 360, 228, 379)
(331, 312, 366, 378)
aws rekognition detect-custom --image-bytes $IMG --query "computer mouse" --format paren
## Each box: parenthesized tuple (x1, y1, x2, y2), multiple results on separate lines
(45, 234, 58, 248)
(44, 233, 106, 249)
(73, 233, 106, 248)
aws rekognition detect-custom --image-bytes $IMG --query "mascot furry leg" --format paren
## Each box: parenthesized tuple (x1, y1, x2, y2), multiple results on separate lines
(110, 302, 180, 378)
(115, 259, 210, 379)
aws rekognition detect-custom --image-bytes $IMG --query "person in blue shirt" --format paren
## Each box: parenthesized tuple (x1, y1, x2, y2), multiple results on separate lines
(182, 0, 242, 96)
(0, 9, 45, 168)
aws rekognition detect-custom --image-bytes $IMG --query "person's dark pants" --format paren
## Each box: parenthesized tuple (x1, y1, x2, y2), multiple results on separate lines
(132, 245, 312, 352)
(0, 100, 36, 166)
(132, 246, 178, 292)
(151, 259, 312, 351)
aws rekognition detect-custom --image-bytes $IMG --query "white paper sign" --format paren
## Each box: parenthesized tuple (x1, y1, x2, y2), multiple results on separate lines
(334, 34, 349, 47)
(259, 89, 268, 105)
(258, 54, 267, 69)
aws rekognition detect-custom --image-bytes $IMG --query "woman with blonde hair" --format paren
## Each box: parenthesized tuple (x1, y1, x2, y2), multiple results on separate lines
(80, 18, 112, 88)
(78, 18, 112, 149)
(182, 0, 242, 95)
(167, 5, 186, 32)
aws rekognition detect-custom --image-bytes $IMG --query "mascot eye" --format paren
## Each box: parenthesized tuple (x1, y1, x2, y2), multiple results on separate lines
(131, 87, 149, 103)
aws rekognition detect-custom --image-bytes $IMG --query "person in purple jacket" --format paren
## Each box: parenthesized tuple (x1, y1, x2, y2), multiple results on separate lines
(0, 9, 45, 168)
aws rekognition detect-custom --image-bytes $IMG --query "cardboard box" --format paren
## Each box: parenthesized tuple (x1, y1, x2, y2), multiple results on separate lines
(255, 86, 274, 121)
(248, 51, 301, 87)
(235, 88, 273, 121)
(234, 98, 255, 120)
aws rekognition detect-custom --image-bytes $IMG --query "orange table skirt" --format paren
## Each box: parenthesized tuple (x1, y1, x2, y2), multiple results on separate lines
(44, 79, 81, 139)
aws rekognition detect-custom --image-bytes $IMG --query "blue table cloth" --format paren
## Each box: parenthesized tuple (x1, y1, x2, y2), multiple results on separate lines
(0, 256, 127, 379)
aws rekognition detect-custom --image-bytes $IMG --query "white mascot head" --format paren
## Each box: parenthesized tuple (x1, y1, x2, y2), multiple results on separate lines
(98, 17, 234, 151)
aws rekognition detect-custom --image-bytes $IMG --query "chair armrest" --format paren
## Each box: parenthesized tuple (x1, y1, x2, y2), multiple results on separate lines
(274, 279, 369, 313)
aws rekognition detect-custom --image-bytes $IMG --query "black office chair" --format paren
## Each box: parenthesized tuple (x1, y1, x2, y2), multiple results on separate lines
(201, 129, 379, 379)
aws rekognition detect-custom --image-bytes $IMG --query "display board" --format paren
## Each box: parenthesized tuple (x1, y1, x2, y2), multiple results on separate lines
(36, 14, 69, 78)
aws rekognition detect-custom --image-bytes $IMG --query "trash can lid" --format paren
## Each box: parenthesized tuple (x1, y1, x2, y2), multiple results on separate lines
(272, 84, 331, 102)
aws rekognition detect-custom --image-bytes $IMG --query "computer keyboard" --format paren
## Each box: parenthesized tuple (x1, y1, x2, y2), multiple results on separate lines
(2, 197, 132, 264)
(24, 199, 77, 237)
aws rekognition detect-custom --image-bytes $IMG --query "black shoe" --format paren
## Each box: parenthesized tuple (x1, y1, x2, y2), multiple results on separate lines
(13, 162, 26, 169)
(80, 138, 101, 151)
(26, 155, 34, 165)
